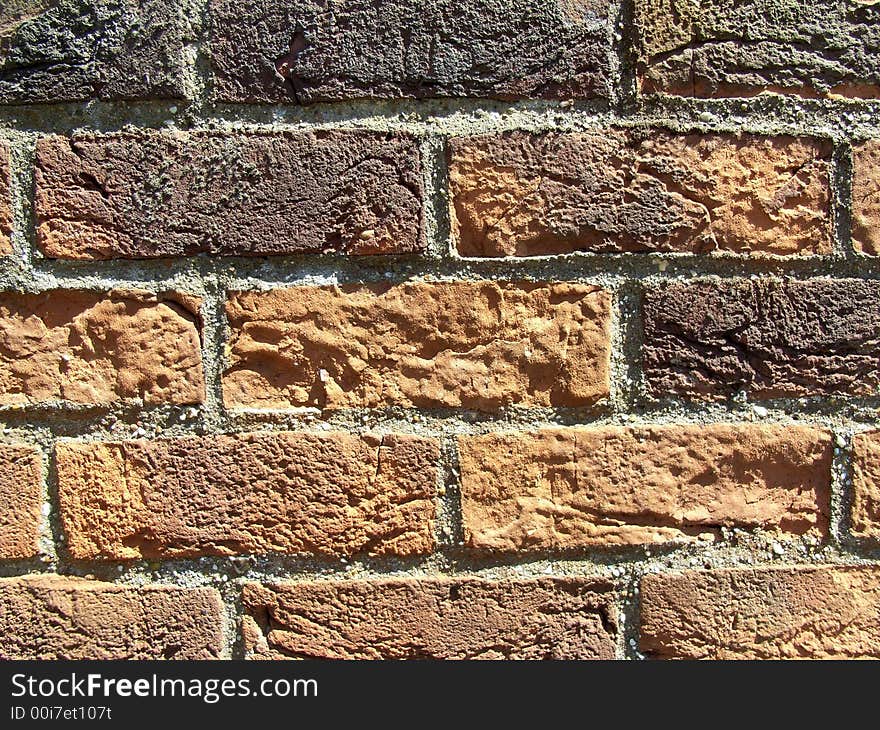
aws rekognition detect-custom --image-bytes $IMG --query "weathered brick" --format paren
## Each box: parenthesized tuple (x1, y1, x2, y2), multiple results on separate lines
(224, 282, 611, 411)
(449, 131, 832, 257)
(0, 290, 203, 406)
(851, 430, 880, 539)
(641, 566, 880, 659)
(0, 576, 223, 659)
(0, 444, 42, 559)
(209, 0, 612, 103)
(57, 431, 438, 559)
(643, 279, 880, 400)
(636, 0, 880, 98)
(242, 577, 616, 659)
(853, 140, 880, 255)
(0, 141, 10, 254)
(459, 425, 830, 550)
(0, 0, 190, 105)
(35, 130, 424, 260)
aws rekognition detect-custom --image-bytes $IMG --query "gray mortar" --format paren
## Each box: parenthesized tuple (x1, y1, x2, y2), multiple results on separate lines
(4, 0, 880, 659)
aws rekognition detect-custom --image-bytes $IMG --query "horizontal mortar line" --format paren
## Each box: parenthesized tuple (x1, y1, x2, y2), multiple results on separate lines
(13, 254, 880, 289)
(4, 545, 880, 585)
(1, 401, 878, 443)
(3, 97, 880, 138)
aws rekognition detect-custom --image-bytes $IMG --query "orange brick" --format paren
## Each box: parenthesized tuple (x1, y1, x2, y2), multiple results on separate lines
(57, 431, 439, 559)
(459, 425, 831, 549)
(224, 282, 611, 411)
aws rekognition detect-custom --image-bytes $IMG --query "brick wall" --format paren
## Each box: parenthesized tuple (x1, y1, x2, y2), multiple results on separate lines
(1, 0, 879, 660)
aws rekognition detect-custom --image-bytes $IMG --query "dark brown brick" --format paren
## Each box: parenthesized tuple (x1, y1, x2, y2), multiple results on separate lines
(57, 431, 439, 559)
(209, 0, 613, 103)
(0, 141, 10, 254)
(636, 0, 880, 98)
(0, 0, 190, 104)
(643, 279, 880, 400)
(242, 578, 617, 659)
(35, 130, 424, 259)
(0, 576, 223, 659)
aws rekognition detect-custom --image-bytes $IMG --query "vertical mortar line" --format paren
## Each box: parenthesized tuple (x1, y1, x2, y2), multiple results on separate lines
(199, 269, 230, 434)
(419, 134, 453, 261)
(180, 0, 214, 118)
(618, 568, 643, 660)
(613, 0, 638, 117)
(221, 579, 245, 660)
(438, 434, 465, 554)
(831, 422, 856, 554)
(6, 132, 38, 288)
(832, 139, 854, 260)
(610, 277, 646, 416)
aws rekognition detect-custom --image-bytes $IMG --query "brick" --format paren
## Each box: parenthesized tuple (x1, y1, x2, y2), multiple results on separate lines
(35, 130, 424, 260)
(57, 431, 438, 560)
(853, 140, 880, 255)
(0, 0, 189, 105)
(242, 577, 616, 659)
(449, 131, 832, 257)
(636, 0, 880, 98)
(643, 279, 880, 400)
(209, 0, 612, 104)
(0, 576, 223, 659)
(641, 566, 880, 659)
(0, 290, 203, 406)
(851, 430, 880, 539)
(0, 141, 10, 254)
(0, 444, 42, 559)
(224, 282, 611, 411)
(459, 425, 830, 550)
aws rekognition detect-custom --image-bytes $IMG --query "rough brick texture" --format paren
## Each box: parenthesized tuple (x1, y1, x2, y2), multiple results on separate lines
(853, 140, 880, 255)
(0, 444, 42, 559)
(0, 141, 10, 254)
(0, 576, 223, 659)
(0, 0, 189, 105)
(637, 0, 880, 97)
(242, 578, 616, 659)
(449, 131, 832, 257)
(459, 425, 831, 550)
(209, 0, 612, 103)
(851, 430, 880, 539)
(643, 279, 880, 400)
(35, 130, 424, 260)
(0, 290, 203, 406)
(56, 432, 439, 559)
(224, 282, 611, 411)
(641, 566, 880, 659)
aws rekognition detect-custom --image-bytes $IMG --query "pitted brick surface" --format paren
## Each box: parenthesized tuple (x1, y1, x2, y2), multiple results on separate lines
(459, 425, 831, 550)
(35, 130, 424, 259)
(57, 432, 439, 559)
(636, 0, 880, 98)
(210, 0, 613, 103)
(242, 578, 617, 659)
(449, 131, 832, 257)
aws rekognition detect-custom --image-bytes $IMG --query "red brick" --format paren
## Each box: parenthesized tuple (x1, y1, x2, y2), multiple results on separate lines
(449, 131, 831, 257)
(0, 290, 204, 406)
(57, 431, 439, 559)
(641, 566, 880, 659)
(459, 425, 831, 549)
(224, 282, 612, 411)
(0, 576, 223, 660)
(0, 444, 42, 559)
(242, 577, 616, 659)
